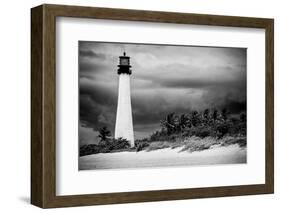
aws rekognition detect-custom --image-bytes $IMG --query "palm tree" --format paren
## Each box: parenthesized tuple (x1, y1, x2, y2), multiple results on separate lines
(98, 126, 111, 143)
(203, 109, 210, 125)
(212, 109, 218, 121)
(177, 114, 190, 131)
(191, 110, 201, 127)
(160, 113, 177, 135)
(221, 108, 228, 121)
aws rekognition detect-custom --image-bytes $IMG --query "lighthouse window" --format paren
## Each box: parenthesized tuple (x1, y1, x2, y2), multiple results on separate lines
(120, 58, 129, 65)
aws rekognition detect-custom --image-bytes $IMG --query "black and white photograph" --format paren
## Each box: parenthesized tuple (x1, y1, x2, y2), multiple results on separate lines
(79, 41, 247, 170)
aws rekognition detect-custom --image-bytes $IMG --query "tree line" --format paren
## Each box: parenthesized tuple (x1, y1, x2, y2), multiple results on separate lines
(80, 108, 246, 156)
(148, 108, 246, 142)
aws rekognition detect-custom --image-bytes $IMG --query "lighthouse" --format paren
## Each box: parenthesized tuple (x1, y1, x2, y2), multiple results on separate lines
(114, 52, 134, 147)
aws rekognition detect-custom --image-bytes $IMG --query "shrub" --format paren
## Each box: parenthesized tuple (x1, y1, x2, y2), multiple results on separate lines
(135, 140, 150, 151)
(197, 128, 211, 138)
(110, 137, 131, 150)
(216, 123, 230, 139)
(79, 144, 101, 156)
(223, 137, 247, 147)
(146, 141, 171, 151)
(149, 130, 178, 142)
(182, 126, 213, 138)
(79, 137, 131, 156)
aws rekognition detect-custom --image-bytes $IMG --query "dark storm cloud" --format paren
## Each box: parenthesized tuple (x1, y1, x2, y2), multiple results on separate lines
(79, 94, 116, 131)
(80, 79, 117, 103)
(157, 76, 242, 89)
(79, 61, 105, 77)
(79, 79, 118, 132)
(78, 41, 247, 144)
(79, 49, 106, 59)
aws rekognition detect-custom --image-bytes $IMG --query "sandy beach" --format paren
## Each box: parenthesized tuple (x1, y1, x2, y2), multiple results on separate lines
(79, 144, 246, 170)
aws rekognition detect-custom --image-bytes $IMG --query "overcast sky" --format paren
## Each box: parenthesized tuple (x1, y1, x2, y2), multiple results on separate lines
(79, 41, 246, 145)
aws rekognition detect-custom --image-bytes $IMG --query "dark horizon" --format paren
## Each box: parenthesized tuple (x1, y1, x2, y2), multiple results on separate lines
(79, 41, 246, 146)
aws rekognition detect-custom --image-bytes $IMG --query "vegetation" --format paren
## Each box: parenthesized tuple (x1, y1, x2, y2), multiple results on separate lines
(150, 109, 246, 140)
(135, 108, 246, 152)
(97, 126, 111, 143)
(80, 126, 131, 156)
(80, 136, 131, 157)
(80, 108, 247, 156)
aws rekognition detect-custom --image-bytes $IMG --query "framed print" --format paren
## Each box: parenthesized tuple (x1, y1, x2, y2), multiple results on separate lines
(31, 4, 274, 208)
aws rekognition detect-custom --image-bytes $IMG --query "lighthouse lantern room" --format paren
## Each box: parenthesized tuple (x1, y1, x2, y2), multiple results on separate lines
(118, 52, 132, 74)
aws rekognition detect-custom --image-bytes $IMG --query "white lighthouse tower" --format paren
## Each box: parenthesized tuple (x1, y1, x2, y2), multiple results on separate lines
(115, 52, 134, 147)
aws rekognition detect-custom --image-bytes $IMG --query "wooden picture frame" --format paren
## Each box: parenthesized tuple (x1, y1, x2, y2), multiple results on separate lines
(31, 4, 274, 208)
